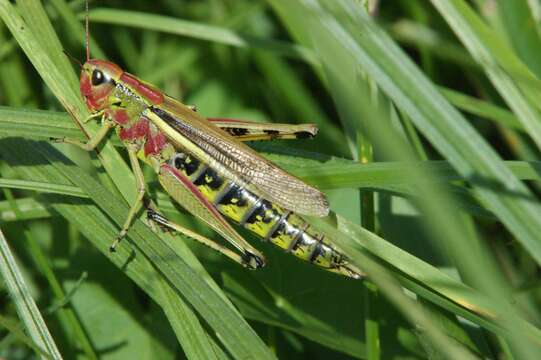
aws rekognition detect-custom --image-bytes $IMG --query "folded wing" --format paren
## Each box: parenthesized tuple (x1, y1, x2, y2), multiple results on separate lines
(147, 96, 329, 217)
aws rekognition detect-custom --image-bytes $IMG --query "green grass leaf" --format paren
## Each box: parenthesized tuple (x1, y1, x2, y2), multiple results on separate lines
(431, 0, 541, 150)
(0, 178, 86, 197)
(274, 0, 541, 268)
(86, 8, 317, 65)
(3, 0, 541, 358)
(0, 229, 62, 359)
(1, 137, 275, 360)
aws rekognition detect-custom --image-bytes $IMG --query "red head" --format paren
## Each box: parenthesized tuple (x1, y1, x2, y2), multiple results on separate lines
(80, 59, 124, 112)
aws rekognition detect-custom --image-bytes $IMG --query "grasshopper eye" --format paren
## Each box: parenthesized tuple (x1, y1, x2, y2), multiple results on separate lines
(91, 69, 106, 86)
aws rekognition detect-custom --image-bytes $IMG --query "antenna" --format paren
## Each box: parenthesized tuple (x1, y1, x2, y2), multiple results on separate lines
(85, 0, 90, 61)
(63, 50, 83, 68)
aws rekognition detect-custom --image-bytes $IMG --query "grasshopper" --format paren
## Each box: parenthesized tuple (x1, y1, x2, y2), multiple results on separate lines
(57, 5, 363, 279)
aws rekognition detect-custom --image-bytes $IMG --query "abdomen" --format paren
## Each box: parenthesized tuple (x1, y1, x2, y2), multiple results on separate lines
(168, 151, 362, 279)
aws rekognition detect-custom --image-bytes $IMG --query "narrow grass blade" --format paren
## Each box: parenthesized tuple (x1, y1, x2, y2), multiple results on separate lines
(0, 198, 50, 222)
(495, 0, 541, 78)
(439, 87, 524, 131)
(87, 8, 317, 65)
(156, 280, 220, 360)
(430, 0, 541, 150)
(286, 160, 541, 189)
(0, 315, 54, 359)
(0, 179, 86, 198)
(0, 229, 62, 359)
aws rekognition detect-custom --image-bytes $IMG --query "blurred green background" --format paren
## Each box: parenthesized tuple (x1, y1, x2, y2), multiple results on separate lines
(1, 0, 541, 359)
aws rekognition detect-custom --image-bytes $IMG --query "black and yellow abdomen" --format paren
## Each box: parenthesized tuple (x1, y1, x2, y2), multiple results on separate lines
(169, 152, 362, 279)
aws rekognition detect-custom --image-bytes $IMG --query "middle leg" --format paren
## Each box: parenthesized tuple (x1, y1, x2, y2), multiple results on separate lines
(109, 145, 147, 251)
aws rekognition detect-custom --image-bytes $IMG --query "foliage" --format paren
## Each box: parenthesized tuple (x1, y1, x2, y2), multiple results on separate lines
(0, 0, 540, 359)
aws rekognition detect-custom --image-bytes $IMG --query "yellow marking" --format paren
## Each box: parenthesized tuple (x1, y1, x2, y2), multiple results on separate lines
(291, 233, 316, 261)
(244, 204, 282, 239)
(197, 183, 226, 204)
(271, 236, 289, 249)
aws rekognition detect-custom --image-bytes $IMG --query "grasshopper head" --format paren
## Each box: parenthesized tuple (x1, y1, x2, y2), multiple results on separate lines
(80, 59, 123, 112)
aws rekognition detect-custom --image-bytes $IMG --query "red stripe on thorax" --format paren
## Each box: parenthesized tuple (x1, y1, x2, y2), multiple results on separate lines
(107, 108, 130, 125)
(120, 72, 164, 105)
(144, 131, 167, 156)
(117, 116, 168, 155)
(119, 117, 150, 141)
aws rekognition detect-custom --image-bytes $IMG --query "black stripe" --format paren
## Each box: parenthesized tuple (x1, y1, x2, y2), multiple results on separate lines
(218, 183, 247, 206)
(152, 107, 199, 141)
(263, 210, 291, 241)
(239, 197, 262, 226)
(147, 209, 168, 227)
(152, 107, 177, 124)
(265, 211, 290, 241)
(294, 131, 314, 139)
(309, 234, 325, 263)
(170, 152, 200, 176)
(212, 182, 235, 205)
(243, 199, 272, 225)
(286, 224, 309, 253)
(193, 167, 223, 189)
(193, 166, 207, 185)
(227, 127, 249, 136)
(189, 164, 208, 182)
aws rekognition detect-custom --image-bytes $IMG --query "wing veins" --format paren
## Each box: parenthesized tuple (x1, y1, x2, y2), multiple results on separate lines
(150, 101, 329, 217)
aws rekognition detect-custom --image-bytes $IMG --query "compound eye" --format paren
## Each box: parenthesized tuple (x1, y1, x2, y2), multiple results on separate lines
(91, 69, 106, 86)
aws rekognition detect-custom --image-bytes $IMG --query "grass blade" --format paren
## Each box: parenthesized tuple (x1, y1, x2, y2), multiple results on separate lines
(87, 8, 317, 65)
(275, 0, 541, 267)
(439, 86, 524, 131)
(0, 229, 62, 359)
(0, 197, 50, 222)
(431, 0, 541, 150)
(1, 137, 275, 360)
(0, 178, 86, 197)
(268, 1, 541, 357)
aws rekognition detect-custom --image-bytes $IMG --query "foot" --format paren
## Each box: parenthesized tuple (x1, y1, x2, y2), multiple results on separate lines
(109, 231, 125, 252)
(241, 251, 266, 270)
